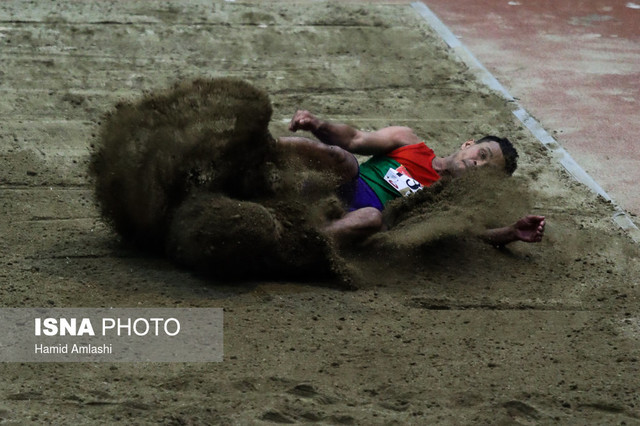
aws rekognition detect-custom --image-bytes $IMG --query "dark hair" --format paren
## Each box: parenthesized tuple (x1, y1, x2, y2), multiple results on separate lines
(477, 135, 518, 175)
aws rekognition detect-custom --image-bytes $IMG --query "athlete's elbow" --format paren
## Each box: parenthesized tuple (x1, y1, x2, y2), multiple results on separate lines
(345, 131, 367, 153)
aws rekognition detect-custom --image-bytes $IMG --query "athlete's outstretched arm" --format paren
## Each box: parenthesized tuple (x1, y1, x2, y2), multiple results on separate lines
(481, 215, 546, 247)
(289, 110, 421, 156)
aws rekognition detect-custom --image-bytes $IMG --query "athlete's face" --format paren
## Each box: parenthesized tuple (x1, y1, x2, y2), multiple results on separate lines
(449, 141, 505, 177)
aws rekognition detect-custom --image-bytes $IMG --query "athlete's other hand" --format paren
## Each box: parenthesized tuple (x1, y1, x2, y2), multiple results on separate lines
(513, 215, 545, 243)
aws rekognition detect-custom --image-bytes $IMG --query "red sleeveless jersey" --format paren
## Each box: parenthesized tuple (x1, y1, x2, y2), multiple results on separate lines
(387, 143, 440, 186)
(359, 143, 441, 206)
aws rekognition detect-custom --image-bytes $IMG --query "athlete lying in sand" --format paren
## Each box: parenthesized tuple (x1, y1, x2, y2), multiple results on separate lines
(279, 110, 545, 247)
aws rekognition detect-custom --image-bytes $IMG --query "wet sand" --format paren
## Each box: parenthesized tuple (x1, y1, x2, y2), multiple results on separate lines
(0, 1, 639, 424)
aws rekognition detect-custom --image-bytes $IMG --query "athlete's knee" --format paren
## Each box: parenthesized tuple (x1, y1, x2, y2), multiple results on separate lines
(328, 146, 358, 179)
(327, 145, 347, 162)
(356, 207, 383, 231)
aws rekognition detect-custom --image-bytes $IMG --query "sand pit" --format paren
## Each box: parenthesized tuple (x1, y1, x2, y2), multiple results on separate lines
(0, 1, 639, 424)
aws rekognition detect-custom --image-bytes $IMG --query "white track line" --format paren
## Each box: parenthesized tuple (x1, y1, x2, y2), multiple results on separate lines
(411, 1, 640, 243)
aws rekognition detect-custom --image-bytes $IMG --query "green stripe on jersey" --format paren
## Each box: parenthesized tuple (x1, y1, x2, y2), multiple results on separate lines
(359, 156, 402, 206)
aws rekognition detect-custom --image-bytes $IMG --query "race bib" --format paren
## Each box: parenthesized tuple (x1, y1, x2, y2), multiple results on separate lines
(383, 166, 423, 197)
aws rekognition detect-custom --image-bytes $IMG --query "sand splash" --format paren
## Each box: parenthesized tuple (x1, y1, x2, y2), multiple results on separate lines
(381, 169, 535, 248)
(90, 78, 346, 283)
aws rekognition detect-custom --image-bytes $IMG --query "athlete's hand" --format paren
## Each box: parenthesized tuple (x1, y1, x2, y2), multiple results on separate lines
(512, 215, 545, 243)
(289, 110, 320, 132)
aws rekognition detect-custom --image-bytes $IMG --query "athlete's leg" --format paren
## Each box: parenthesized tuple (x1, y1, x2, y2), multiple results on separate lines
(277, 136, 359, 182)
(322, 207, 383, 243)
(278, 137, 381, 243)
